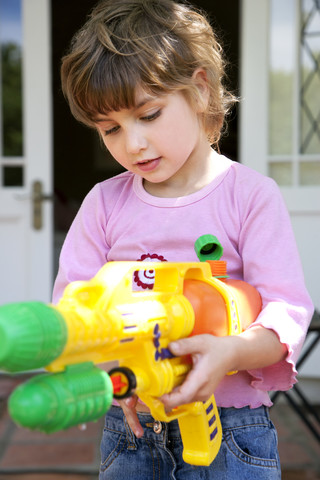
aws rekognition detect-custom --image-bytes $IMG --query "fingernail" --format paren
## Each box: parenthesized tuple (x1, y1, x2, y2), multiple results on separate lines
(135, 428, 143, 438)
(170, 342, 180, 353)
(125, 397, 133, 407)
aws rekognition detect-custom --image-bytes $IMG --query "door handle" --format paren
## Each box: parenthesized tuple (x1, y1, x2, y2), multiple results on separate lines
(32, 180, 54, 230)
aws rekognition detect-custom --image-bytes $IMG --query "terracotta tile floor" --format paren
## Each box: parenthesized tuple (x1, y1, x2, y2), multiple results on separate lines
(0, 375, 319, 479)
(270, 403, 320, 479)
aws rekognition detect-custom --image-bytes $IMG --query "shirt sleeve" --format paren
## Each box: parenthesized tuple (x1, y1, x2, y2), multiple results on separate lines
(237, 175, 314, 392)
(52, 183, 110, 303)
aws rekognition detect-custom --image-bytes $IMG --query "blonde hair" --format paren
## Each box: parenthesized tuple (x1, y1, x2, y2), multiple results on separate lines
(61, 0, 236, 146)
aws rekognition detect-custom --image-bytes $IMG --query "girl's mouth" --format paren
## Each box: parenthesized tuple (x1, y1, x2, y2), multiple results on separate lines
(136, 157, 161, 172)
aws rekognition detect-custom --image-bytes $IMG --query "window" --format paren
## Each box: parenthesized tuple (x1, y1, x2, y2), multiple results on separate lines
(0, 0, 24, 186)
(268, 0, 320, 186)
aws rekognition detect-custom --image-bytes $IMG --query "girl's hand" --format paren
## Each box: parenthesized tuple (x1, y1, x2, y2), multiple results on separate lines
(117, 395, 144, 438)
(160, 327, 286, 411)
(160, 334, 235, 410)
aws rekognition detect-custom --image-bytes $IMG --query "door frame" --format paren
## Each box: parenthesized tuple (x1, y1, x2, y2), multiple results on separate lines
(24, 0, 53, 300)
(0, 0, 53, 303)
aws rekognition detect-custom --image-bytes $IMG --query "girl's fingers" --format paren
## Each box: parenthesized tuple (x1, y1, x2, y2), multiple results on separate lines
(161, 367, 207, 409)
(162, 335, 231, 409)
(118, 396, 144, 438)
(168, 336, 203, 356)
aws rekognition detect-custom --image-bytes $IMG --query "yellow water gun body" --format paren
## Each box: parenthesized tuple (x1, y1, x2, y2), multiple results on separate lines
(0, 235, 261, 466)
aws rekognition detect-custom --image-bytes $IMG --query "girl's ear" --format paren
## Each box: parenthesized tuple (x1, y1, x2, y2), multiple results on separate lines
(191, 68, 210, 113)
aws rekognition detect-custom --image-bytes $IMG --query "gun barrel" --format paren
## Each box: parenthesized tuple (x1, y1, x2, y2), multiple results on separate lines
(8, 362, 113, 433)
(0, 302, 67, 372)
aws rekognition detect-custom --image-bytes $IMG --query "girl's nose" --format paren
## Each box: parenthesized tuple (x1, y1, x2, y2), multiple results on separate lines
(125, 127, 148, 154)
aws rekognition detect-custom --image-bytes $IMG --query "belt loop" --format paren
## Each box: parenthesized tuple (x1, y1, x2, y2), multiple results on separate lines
(123, 415, 138, 449)
(264, 405, 271, 422)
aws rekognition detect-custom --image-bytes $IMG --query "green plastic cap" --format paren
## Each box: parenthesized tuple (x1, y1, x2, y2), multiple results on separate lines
(194, 234, 223, 262)
(0, 302, 67, 372)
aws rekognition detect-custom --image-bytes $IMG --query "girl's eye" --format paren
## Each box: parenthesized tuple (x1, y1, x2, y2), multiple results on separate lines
(141, 110, 161, 122)
(103, 125, 120, 136)
(101, 109, 161, 136)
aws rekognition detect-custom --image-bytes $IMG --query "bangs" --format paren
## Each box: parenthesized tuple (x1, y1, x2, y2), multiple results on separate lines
(76, 54, 140, 124)
(67, 48, 168, 126)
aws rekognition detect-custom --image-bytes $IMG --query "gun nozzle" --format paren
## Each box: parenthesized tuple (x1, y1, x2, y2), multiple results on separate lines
(0, 302, 67, 372)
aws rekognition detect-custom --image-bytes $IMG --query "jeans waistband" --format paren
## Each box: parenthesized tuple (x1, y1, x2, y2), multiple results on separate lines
(106, 405, 270, 442)
(218, 405, 271, 430)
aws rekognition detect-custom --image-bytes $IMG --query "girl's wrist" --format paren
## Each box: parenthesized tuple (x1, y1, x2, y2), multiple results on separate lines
(227, 326, 287, 372)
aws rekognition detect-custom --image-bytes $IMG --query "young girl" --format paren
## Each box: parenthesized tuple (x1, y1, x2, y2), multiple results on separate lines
(54, 0, 313, 478)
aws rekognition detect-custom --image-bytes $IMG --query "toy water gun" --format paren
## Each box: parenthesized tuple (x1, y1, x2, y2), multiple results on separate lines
(0, 235, 261, 466)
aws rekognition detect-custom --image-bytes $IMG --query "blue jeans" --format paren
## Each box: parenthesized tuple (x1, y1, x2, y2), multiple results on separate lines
(99, 405, 281, 479)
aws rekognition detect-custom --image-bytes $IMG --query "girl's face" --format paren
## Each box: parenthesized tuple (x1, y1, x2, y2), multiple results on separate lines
(95, 86, 211, 196)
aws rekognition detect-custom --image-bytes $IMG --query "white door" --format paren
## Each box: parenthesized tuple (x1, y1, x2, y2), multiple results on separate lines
(240, 0, 320, 310)
(0, 0, 52, 303)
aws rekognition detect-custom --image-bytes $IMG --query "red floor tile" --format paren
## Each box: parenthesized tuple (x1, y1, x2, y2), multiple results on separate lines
(1, 443, 96, 467)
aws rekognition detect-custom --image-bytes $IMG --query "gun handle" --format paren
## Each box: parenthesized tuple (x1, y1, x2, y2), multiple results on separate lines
(177, 394, 222, 466)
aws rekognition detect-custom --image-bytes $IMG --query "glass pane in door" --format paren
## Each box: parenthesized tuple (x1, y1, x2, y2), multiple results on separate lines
(0, 0, 23, 158)
(269, 0, 295, 156)
(300, 0, 320, 155)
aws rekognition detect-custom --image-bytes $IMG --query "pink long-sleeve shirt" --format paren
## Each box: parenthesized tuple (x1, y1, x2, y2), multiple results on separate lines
(53, 153, 313, 408)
